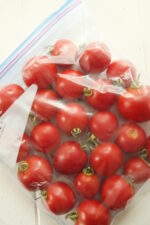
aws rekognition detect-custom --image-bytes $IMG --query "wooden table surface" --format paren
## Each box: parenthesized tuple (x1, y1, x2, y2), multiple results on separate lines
(0, 0, 150, 225)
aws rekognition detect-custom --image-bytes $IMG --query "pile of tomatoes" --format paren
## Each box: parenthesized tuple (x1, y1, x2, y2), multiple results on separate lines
(1, 39, 150, 225)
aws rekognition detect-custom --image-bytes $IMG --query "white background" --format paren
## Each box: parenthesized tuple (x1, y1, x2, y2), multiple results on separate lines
(0, 0, 150, 225)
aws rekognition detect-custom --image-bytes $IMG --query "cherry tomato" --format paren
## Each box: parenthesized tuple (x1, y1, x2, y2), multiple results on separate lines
(31, 122, 60, 153)
(0, 84, 24, 116)
(54, 141, 88, 175)
(43, 182, 76, 215)
(50, 39, 78, 66)
(17, 133, 30, 163)
(116, 122, 147, 153)
(18, 155, 53, 191)
(147, 136, 150, 159)
(79, 42, 111, 74)
(101, 175, 135, 210)
(32, 89, 58, 121)
(124, 157, 150, 183)
(22, 56, 57, 89)
(76, 199, 110, 225)
(90, 143, 123, 176)
(56, 69, 84, 98)
(117, 86, 150, 122)
(74, 167, 100, 198)
(89, 111, 118, 141)
(107, 60, 136, 88)
(84, 78, 116, 110)
(56, 102, 88, 135)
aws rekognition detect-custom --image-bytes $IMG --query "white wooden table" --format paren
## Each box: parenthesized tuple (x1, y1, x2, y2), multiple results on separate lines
(0, 1, 150, 225)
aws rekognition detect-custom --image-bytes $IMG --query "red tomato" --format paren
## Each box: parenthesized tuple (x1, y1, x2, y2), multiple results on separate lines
(56, 102, 88, 135)
(0, 84, 24, 116)
(56, 69, 84, 98)
(79, 42, 111, 74)
(101, 175, 135, 210)
(107, 60, 136, 88)
(77, 200, 110, 225)
(84, 78, 116, 110)
(50, 39, 78, 66)
(74, 167, 100, 198)
(31, 122, 60, 153)
(124, 157, 150, 183)
(117, 86, 150, 122)
(44, 182, 76, 215)
(17, 133, 30, 163)
(32, 89, 58, 121)
(54, 141, 88, 175)
(116, 122, 147, 153)
(22, 56, 57, 89)
(90, 143, 123, 176)
(89, 111, 118, 141)
(18, 155, 53, 191)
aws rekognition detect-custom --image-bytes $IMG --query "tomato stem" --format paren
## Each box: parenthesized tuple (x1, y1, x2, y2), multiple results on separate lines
(66, 212, 78, 221)
(41, 190, 47, 200)
(113, 78, 124, 87)
(139, 148, 148, 159)
(18, 161, 29, 173)
(87, 132, 100, 150)
(83, 87, 92, 97)
(71, 128, 81, 137)
(82, 166, 94, 176)
(29, 112, 37, 126)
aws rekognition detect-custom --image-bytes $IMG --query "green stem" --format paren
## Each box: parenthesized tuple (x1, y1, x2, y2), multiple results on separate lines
(66, 212, 78, 221)
(83, 87, 92, 97)
(71, 128, 81, 137)
(18, 161, 29, 173)
(82, 166, 94, 176)
(41, 190, 47, 200)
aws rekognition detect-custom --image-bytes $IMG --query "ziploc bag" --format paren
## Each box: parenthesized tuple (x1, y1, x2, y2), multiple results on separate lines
(1, 1, 150, 225)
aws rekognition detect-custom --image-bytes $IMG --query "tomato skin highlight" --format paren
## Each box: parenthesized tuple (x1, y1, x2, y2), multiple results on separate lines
(85, 78, 116, 111)
(90, 143, 123, 176)
(32, 89, 58, 121)
(101, 175, 135, 210)
(17, 133, 30, 163)
(56, 102, 88, 135)
(117, 86, 150, 122)
(18, 155, 53, 191)
(89, 111, 119, 141)
(22, 56, 57, 89)
(31, 122, 60, 153)
(79, 42, 111, 74)
(77, 199, 110, 225)
(46, 182, 76, 215)
(74, 170, 100, 198)
(124, 157, 150, 183)
(0, 84, 24, 116)
(54, 141, 88, 175)
(56, 69, 84, 99)
(116, 122, 147, 153)
(107, 60, 136, 88)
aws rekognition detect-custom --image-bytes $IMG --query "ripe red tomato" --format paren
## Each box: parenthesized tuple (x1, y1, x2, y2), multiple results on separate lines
(54, 141, 88, 175)
(77, 200, 110, 225)
(117, 86, 150, 122)
(32, 89, 58, 121)
(56, 69, 84, 98)
(89, 111, 118, 141)
(90, 143, 123, 176)
(31, 122, 60, 153)
(107, 60, 136, 88)
(22, 56, 57, 88)
(116, 122, 147, 153)
(84, 78, 116, 110)
(17, 133, 30, 163)
(79, 42, 111, 74)
(44, 182, 76, 215)
(56, 102, 88, 135)
(0, 84, 24, 116)
(124, 157, 150, 183)
(101, 175, 135, 210)
(74, 167, 100, 198)
(50, 39, 78, 66)
(18, 155, 53, 191)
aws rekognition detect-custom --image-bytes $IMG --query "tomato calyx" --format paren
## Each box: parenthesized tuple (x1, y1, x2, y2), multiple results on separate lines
(71, 128, 82, 137)
(139, 148, 150, 166)
(29, 112, 37, 126)
(18, 161, 29, 173)
(87, 132, 100, 150)
(82, 166, 94, 176)
(41, 189, 48, 200)
(83, 87, 92, 97)
(113, 78, 124, 87)
(66, 211, 78, 221)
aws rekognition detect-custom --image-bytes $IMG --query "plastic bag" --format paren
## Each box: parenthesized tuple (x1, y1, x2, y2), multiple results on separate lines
(1, 1, 150, 225)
